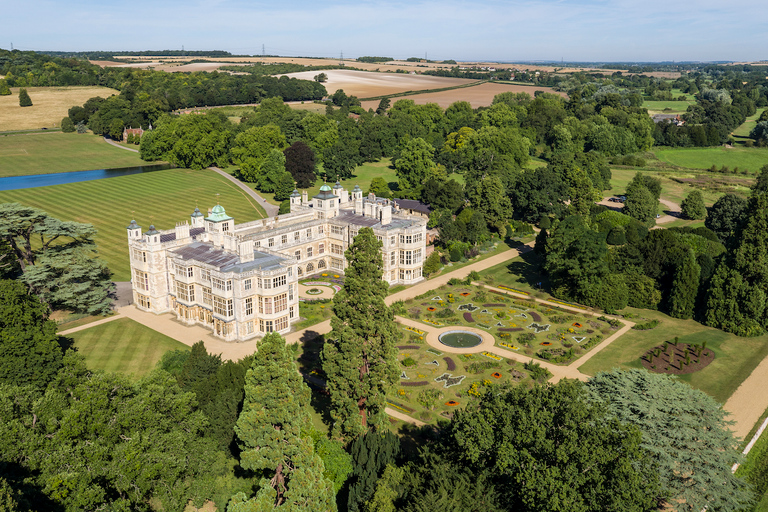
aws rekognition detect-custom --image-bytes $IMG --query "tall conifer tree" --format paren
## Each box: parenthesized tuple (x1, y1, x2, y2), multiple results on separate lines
(232, 332, 336, 511)
(668, 249, 700, 319)
(322, 227, 399, 440)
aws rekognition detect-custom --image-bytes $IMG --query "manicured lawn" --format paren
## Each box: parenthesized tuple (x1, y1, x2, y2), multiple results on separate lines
(0, 86, 120, 131)
(736, 409, 768, 512)
(67, 317, 189, 378)
(643, 99, 695, 113)
(577, 308, 768, 404)
(478, 250, 550, 298)
(0, 132, 145, 177)
(732, 107, 767, 139)
(0, 168, 267, 281)
(654, 146, 768, 174)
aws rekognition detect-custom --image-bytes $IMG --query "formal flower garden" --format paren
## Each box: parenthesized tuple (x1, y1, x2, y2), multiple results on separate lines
(385, 324, 553, 423)
(395, 282, 623, 366)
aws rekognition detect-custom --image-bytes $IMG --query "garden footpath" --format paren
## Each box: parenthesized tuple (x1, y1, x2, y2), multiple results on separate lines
(209, 166, 279, 217)
(102, 136, 139, 153)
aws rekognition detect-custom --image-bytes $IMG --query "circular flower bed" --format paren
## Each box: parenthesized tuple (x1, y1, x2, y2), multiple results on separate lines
(445, 400, 459, 406)
(491, 372, 502, 379)
(541, 341, 552, 346)
(306, 288, 323, 295)
(427, 306, 436, 312)
(460, 292, 471, 297)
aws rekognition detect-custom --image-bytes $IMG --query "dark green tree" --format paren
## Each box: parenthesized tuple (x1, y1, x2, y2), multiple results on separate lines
(232, 332, 336, 511)
(705, 193, 747, 245)
(0, 279, 64, 390)
(274, 171, 296, 202)
(0, 203, 113, 315)
(667, 249, 700, 319)
(395, 137, 441, 195)
(18, 88, 32, 107)
(375, 98, 391, 115)
(680, 190, 706, 220)
(322, 227, 399, 439)
(60, 116, 75, 133)
(367, 177, 392, 198)
(623, 186, 658, 226)
(588, 369, 752, 512)
(422, 251, 442, 277)
(451, 380, 661, 512)
(346, 431, 400, 512)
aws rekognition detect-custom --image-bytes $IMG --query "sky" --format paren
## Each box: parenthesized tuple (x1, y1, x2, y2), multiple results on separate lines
(3, 0, 767, 62)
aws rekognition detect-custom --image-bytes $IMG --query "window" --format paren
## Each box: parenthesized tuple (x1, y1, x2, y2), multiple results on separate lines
(414, 267, 422, 278)
(213, 296, 233, 317)
(255, 241, 261, 248)
(244, 278, 252, 291)
(400, 269, 413, 281)
(319, 225, 324, 234)
(294, 231, 300, 241)
(297, 267, 303, 276)
(245, 321, 255, 334)
(269, 238, 274, 247)
(263, 297, 273, 314)
(245, 297, 253, 316)
(331, 225, 344, 235)
(133, 269, 149, 291)
(187, 267, 194, 278)
(390, 270, 396, 281)
(295, 250, 301, 261)
(377, 235, 383, 242)
(390, 252, 396, 267)
(201, 269, 211, 281)
(202, 287, 212, 306)
(263, 278, 272, 290)
(258, 297, 263, 314)
(275, 316, 288, 331)
(306, 228, 312, 239)
(306, 262, 314, 272)
(307, 247, 313, 258)
(222, 223, 230, 232)
(319, 243, 325, 254)
(390, 236, 395, 245)
(331, 258, 343, 270)
(400, 234, 412, 244)
(282, 234, 287, 245)
(400, 250, 412, 265)
(289, 284, 294, 301)
(289, 306, 295, 319)
(414, 233, 423, 243)
(260, 319, 274, 332)
(331, 244, 343, 255)
(131, 248, 146, 262)
(275, 293, 288, 313)
(317, 199, 323, 207)
(414, 248, 422, 264)
(257, 277, 262, 289)
(273, 275, 287, 288)
(137, 294, 151, 309)
(318, 259, 326, 269)
(175, 282, 195, 302)
(212, 277, 226, 290)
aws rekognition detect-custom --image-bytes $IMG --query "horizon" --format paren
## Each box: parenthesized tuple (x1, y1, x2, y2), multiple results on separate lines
(4, 0, 766, 63)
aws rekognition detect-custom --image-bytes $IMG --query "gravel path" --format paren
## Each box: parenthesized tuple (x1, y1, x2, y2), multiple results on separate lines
(102, 136, 139, 152)
(208, 167, 279, 217)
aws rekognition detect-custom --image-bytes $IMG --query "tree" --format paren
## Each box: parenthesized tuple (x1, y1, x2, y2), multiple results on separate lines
(667, 249, 700, 319)
(423, 251, 442, 277)
(321, 227, 399, 439)
(588, 369, 752, 512)
(0, 80, 10, 95)
(680, 190, 706, 220)
(451, 380, 661, 512)
(346, 431, 400, 512)
(705, 193, 747, 244)
(231, 124, 287, 166)
(0, 203, 113, 315)
(395, 137, 439, 195)
(0, 280, 64, 390)
(623, 186, 658, 226)
(60, 116, 75, 133)
(367, 177, 391, 198)
(232, 332, 336, 511)
(464, 173, 512, 232)
(274, 171, 296, 202)
(18, 88, 31, 107)
(314, 73, 328, 83)
(375, 98, 391, 115)
(284, 141, 317, 189)
(108, 118, 124, 140)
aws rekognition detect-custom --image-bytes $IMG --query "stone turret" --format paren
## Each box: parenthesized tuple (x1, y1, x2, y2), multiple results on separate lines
(290, 189, 302, 212)
(352, 185, 363, 215)
(127, 219, 142, 240)
(190, 206, 204, 228)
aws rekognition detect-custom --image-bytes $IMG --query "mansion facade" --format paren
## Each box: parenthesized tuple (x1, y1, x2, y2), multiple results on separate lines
(127, 183, 428, 342)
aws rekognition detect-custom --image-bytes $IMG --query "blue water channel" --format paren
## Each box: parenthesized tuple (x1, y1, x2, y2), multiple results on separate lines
(0, 163, 172, 191)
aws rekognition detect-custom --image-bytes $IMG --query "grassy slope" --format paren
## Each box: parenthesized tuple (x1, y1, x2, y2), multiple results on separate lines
(654, 146, 768, 174)
(0, 169, 267, 281)
(733, 107, 767, 138)
(0, 132, 145, 177)
(0, 86, 120, 131)
(68, 317, 189, 378)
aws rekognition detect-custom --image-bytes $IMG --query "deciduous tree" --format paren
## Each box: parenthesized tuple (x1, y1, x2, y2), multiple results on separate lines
(680, 190, 706, 220)
(284, 140, 317, 189)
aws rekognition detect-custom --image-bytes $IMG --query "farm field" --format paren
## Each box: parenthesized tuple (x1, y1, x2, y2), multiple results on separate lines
(283, 69, 476, 99)
(0, 132, 144, 177)
(0, 86, 119, 131)
(577, 308, 768, 404)
(360, 81, 566, 110)
(643, 99, 695, 113)
(68, 317, 189, 378)
(0, 168, 267, 281)
(654, 146, 768, 174)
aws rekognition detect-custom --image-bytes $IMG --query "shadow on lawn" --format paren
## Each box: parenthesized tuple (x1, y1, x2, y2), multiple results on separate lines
(492, 249, 550, 293)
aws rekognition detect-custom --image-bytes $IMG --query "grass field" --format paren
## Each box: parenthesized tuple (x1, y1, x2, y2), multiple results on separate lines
(0, 168, 267, 281)
(68, 317, 189, 378)
(577, 308, 768, 404)
(0, 132, 145, 177)
(643, 99, 696, 113)
(0, 86, 119, 131)
(654, 146, 768, 174)
(733, 108, 767, 138)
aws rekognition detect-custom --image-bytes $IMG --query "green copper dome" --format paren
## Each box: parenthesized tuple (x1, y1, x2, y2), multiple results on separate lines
(314, 184, 337, 200)
(206, 204, 233, 222)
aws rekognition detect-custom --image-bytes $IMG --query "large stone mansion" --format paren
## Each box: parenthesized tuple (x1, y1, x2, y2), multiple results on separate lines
(127, 183, 428, 342)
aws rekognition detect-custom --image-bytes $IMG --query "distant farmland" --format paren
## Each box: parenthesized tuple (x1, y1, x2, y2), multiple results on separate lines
(0, 86, 119, 131)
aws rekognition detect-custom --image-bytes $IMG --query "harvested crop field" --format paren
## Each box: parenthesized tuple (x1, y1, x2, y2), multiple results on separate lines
(361, 82, 566, 110)
(283, 69, 475, 98)
(0, 86, 119, 131)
